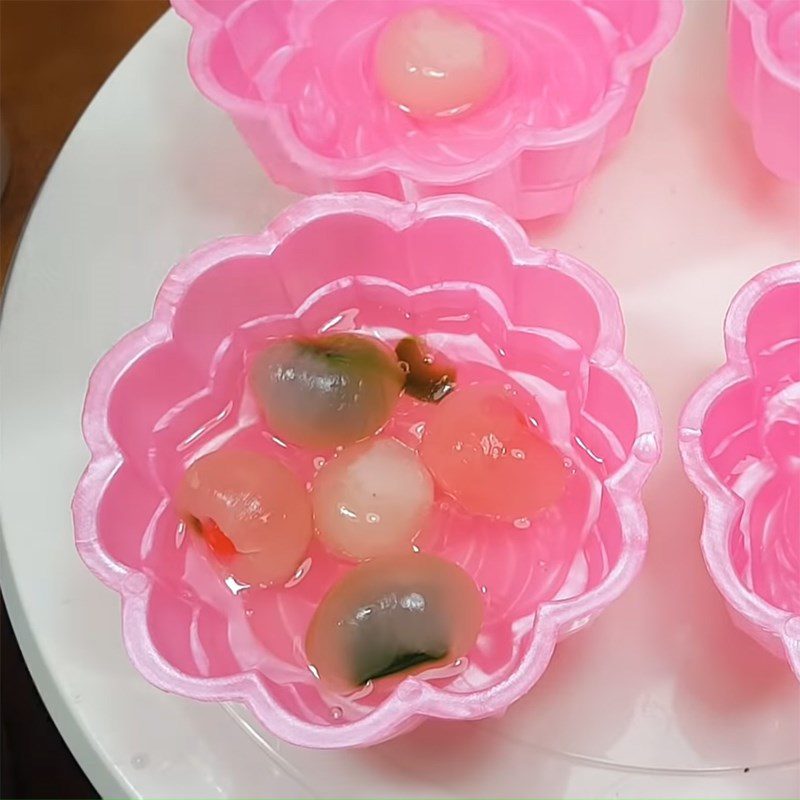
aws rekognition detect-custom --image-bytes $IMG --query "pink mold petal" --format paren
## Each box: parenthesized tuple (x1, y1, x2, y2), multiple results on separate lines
(73, 194, 661, 747)
(680, 261, 800, 680)
(728, 0, 800, 181)
(171, 0, 683, 219)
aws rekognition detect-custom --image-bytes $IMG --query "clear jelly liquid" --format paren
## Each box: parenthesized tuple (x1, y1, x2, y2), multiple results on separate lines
(145, 277, 615, 724)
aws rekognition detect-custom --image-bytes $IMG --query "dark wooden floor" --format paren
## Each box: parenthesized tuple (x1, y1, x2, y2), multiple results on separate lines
(1, 2, 167, 797)
(1, 601, 99, 799)
(1, 0, 168, 289)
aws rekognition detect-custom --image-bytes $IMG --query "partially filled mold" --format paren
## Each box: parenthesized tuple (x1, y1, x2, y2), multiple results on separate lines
(141, 275, 608, 722)
(173, 0, 683, 217)
(75, 196, 659, 746)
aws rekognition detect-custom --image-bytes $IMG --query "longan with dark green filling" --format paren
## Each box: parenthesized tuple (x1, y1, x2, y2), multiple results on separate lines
(305, 553, 483, 690)
(250, 333, 405, 449)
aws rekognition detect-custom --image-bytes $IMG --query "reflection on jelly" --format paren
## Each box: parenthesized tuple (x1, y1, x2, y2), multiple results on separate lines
(312, 438, 434, 560)
(250, 334, 405, 449)
(176, 451, 313, 586)
(420, 384, 568, 520)
(374, 6, 509, 120)
(305, 553, 483, 691)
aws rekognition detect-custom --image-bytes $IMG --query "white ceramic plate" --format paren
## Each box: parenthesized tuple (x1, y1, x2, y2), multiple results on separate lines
(1, 3, 799, 798)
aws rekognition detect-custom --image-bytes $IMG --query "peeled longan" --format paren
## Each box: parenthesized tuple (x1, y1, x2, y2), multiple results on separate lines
(177, 450, 313, 587)
(312, 438, 434, 561)
(420, 384, 568, 520)
(374, 6, 509, 120)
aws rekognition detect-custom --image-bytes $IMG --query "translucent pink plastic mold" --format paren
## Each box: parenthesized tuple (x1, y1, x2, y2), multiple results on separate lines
(680, 262, 800, 680)
(171, 0, 683, 220)
(73, 195, 661, 747)
(728, 0, 800, 182)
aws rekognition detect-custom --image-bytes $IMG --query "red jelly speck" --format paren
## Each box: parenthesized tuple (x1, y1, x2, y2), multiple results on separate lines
(199, 518, 237, 559)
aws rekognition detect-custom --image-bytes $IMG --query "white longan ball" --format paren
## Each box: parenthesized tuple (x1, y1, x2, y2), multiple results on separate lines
(312, 438, 434, 560)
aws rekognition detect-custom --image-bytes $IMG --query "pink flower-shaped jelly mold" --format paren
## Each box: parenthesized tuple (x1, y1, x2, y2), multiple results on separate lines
(73, 195, 661, 748)
(680, 262, 800, 680)
(728, 0, 800, 182)
(171, 0, 682, 220)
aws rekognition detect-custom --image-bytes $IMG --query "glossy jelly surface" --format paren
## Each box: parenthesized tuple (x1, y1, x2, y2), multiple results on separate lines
(74, 195, 660, 747)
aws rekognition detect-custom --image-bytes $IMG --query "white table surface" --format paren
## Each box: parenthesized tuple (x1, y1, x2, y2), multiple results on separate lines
(1, 3, 799, 798)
